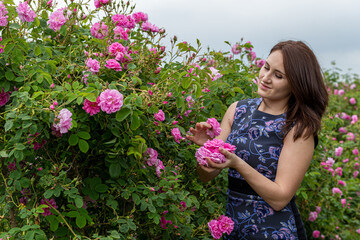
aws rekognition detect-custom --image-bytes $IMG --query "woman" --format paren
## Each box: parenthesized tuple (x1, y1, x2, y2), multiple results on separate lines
(187, 40, 328, 239)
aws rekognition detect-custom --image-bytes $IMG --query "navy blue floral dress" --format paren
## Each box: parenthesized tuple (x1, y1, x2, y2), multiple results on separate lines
(224, 98, 306, 240)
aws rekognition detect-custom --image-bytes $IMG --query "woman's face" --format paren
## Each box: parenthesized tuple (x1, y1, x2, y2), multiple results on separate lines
(257, 50, 292, 102)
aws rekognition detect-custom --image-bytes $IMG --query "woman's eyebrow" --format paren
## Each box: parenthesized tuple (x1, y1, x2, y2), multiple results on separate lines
(265, 61, 286, 76)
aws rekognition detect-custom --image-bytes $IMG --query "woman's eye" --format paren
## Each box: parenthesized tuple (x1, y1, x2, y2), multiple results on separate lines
(275, 74, 283, 79)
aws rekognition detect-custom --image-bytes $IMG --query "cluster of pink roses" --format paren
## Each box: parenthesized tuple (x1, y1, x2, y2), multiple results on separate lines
(196, 139, 236, 166)
(208, 215, 234, 239)
(0, 1, 8, 26)
(53, 108, 72, 134)
(83, 89, 123, 115)
(94, 0, 110, 8)
(47, 8, 67, 31)
(143, 148, 165, 178)
(16, 1, 36, 23)
(40, 198, 58, 216)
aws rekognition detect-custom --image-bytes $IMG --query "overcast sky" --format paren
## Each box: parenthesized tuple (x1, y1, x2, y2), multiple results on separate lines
(132, 0, 360, 75)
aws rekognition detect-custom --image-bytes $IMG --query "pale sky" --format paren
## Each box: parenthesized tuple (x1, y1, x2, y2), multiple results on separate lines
(133, 0, 360, 76)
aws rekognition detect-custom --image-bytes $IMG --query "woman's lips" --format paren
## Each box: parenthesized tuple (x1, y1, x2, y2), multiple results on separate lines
(260, 83, 271, 90)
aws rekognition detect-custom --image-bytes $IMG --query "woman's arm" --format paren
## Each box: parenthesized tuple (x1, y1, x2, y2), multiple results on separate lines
(195, 101, 238, 182)
(208, 126, 315, 211)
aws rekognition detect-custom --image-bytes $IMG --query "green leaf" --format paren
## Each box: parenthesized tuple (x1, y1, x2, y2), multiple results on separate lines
(34, 46, 41, 56)
(119, 223, 129, 233)
(50, 219, 59, 232)
(84, 93, 97, 102)
(132, 193, 140, 205)
(75, 197, 83, 208)
(44, 189, 54, 199)
(31, 91, 44, 99)
(78, 139, 89, 153)
(29, 124, 38, 135)
(130, 113, 141, 130)
(0, 150, 8, 157)
(15, 143, 26, 150)
(67, 211, 79, 218)
(95, 184, 108, 193)
(77, 131, 90, 140)
(68, 134, 79, 146)
(4, 120, 13, 132)
(233, 87, 244, 94)
(76, 215, 86, 228)
(5, 70, 15, 80)
(24, 230, 35, 240)
(115, 107, 131, 122)
(109, 163, 121, 178)
(14, 150, 24, 160)
(13, 48, 24, 64)
(60, 25, 67, 37)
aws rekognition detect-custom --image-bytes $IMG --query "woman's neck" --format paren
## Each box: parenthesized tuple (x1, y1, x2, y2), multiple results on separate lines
(258, 98, 288, 115)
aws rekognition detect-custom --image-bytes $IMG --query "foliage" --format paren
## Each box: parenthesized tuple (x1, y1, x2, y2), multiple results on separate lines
(0, 0, 257, 239)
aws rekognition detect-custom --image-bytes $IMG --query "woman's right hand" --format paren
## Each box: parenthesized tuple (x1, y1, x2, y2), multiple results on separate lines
(186, 122, 213, 146)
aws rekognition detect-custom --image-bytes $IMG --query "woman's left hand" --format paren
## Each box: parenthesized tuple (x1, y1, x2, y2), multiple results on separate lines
(206, 148, 243, 170)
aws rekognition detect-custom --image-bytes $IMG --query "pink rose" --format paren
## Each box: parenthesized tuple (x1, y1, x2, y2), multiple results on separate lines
(171, 128, 183, 144)
(313, 230, 320, 238)
(40, 198, 58, 216)
(332, 187, 342, 196)
(86, 58, 100, 73)
(349, 97, 356, 105)
(90, 22, 108, 39)
(334, 146, 343, 156)
(16, 1, 36, 22)
(206, 118, 222, 138)
(98, 89, 123, 114)
(47, 8, 66, 31)
(308, 211, 318, 222)
(0, 88, 10, 106)
(82, 97, 101, 116)
(154, 109, 165, 122)
(208, 219, 222, 239)
(143, 148, 158, 166)
(217, 215, 234, 235)
(351, 115, 358, 124)
(53, 108, 72, 134)
(255, 59, 265, 68)
(105, 59, 122, 71)
(231, 44, 241, 55)
(341, 198, 346, 208)
(353, 148, 359, 156)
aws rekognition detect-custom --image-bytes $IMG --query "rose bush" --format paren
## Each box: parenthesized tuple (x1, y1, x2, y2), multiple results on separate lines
(0, 0, 257, 239)
(0, 0, 358, 239)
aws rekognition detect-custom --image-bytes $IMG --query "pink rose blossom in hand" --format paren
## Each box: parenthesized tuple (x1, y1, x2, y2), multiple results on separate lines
(206, 118, 222, 138)
(90, 22, 108, 39)
(171, 128, 183, 143)
(53, 108, 72, 134)
(16, 1, 36, 22)
(98, 89, 123, 114)
(105, 59, 122, 71)
(86, 58, 100, 73)
(196, 139, 236, 166)
(82, 97, 101, 116)
(154, 109, 165, 122)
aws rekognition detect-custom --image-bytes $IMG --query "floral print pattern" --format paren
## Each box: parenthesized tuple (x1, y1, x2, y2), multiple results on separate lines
(224, 98, 303, 239)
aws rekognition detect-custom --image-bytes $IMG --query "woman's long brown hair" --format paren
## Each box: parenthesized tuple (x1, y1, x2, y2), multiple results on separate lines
(270, 40, 329, 142)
